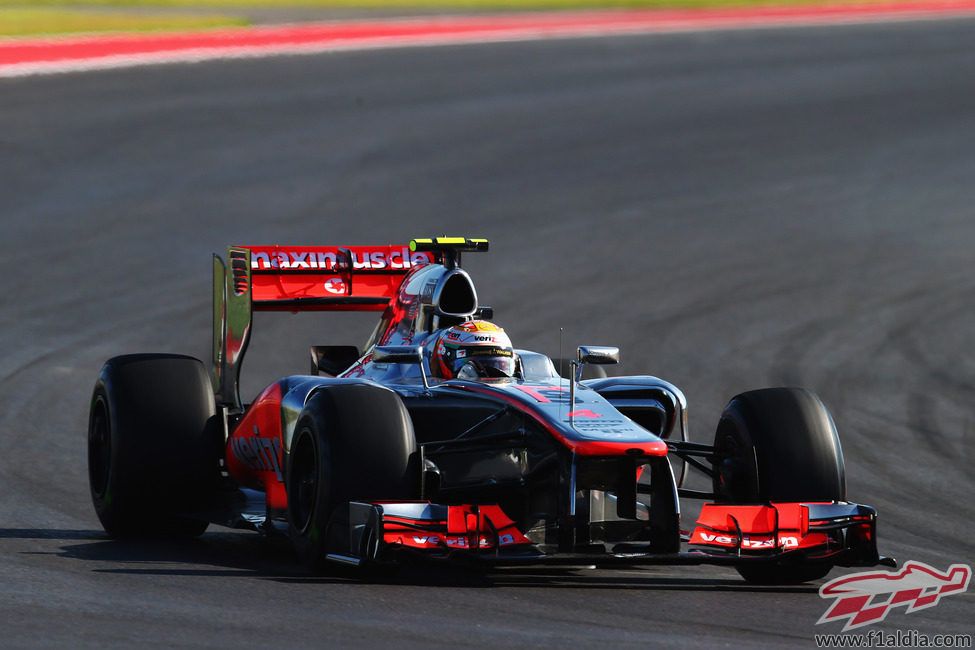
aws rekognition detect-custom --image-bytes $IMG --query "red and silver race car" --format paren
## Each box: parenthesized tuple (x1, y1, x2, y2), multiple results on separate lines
(87, 237, 894, 583)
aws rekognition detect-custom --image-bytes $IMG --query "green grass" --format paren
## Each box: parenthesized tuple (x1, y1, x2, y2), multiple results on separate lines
(0, 0, 906, 37)
(0, 7, 248, 36)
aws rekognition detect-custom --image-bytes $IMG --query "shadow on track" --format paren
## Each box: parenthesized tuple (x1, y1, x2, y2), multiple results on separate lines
(51, 530, 326, 580)
(12, 527, 817, 594)
(0, 528, 105, 541)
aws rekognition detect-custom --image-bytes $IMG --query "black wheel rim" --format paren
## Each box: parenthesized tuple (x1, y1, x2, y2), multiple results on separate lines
(88, 398, 111, 499)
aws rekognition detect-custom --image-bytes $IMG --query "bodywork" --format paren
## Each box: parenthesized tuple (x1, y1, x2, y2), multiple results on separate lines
(210, 239, 890, 571)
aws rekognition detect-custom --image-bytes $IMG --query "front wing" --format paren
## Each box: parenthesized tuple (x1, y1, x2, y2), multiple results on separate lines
(326, 500, 893, 569)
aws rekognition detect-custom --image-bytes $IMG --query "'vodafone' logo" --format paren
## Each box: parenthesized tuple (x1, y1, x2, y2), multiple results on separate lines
(324, 279, 346, 295)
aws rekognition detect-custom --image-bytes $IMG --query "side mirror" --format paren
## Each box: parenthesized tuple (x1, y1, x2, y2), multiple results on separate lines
(574, 346, 620, 382)
(373, 345, 430, 391)
(372, 345, 424, 364)
(578, 346, 620, 365)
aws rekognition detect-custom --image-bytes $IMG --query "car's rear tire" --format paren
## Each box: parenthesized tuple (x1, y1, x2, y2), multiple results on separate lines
(286, 383, 419, 572)
(712, 387, 846, 584)
(88, 354, 221, 538)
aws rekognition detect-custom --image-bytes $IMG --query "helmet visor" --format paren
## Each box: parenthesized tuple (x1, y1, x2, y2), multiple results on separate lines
(452, 346, 515, 378)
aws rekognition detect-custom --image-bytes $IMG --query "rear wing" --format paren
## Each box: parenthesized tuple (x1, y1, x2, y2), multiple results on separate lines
(211, 239, 488, 408)
(240, 245, 438, 311)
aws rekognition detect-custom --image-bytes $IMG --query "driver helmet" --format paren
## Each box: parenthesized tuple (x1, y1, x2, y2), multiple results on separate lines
(433, 320, 516, 380)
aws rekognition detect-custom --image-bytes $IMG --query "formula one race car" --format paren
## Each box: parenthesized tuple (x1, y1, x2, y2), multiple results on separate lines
(87, 238, 894, 583)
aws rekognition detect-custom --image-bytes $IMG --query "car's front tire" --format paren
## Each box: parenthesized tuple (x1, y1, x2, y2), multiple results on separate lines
(286, 383, 419, 572)
(712, 387, 846, 584)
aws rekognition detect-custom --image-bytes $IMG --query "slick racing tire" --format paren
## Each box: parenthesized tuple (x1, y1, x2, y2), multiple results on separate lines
(712, 387, 846, 584)
(88, 354, 221, 538)
(286, 383, 419, 573)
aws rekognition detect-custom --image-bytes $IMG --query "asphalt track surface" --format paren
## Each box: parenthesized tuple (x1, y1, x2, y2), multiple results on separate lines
(2, 15, 975, 649)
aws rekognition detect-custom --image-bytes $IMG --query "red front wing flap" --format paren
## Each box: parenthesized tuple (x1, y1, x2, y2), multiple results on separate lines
(688, 501, 884, 567)
(326, 501, 889, 568)
(331, 502, 535, 566)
